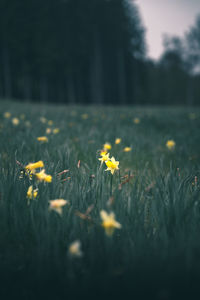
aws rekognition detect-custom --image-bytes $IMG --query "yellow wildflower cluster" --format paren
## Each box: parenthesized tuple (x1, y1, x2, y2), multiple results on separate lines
(99, 150, 119, 175)
(100, 210, 122, 236)
(25, 160, 52, 182)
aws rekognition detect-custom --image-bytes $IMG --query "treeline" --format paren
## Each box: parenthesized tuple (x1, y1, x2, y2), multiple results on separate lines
(0, 0, 200, 105)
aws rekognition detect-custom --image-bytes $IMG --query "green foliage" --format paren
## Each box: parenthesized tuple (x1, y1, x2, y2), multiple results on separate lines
(0, 100, 200, 298)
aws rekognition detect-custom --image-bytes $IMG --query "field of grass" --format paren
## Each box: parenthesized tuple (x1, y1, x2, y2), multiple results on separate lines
(0, 100, 200, 299)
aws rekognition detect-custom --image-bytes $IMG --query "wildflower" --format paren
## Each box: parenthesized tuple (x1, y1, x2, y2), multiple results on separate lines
(123, 147, 132, 152)
(37, 136, 48, 142)
(68, 240, 83, 257)
(4, 112, 11, 118)
(35, 169, 52, 182)
(12, 118, 20, 126)
(115, 138, 121, 145)
(40, 117, 47, 123)
(27, 185, 38, 199)
(100, 210, 122, 236)
(46, 128, 52, 134)
(105, 157, 119, 175)
(53, 128, 60, 134)
(100, 150, 107, 156)
(99, 153, 110, 164)
(49, 199, 68, 215)
(25, 161, 44, 171)
(166, 140, 175, 150)
(48, 120, 53, 126)
(103, 143, 112, 150)
(133, 118, 140, 124)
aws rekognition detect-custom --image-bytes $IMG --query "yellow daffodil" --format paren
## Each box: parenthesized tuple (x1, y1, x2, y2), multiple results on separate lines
(123, 147, 132, 152)
(99, 153, 110, 164)
(105, 157, 119, 175)
(48, 120, 53, 126)
(27, 185, 38, 199)
(115, 138, 121, 145)
(166, 140, 175, 150)
(100, 150, 107, 156)
(37, 136, 48, 142)
(68, 240, 83, 257)
(35, 169, 52, 182)
(46, 128, 52, 134)
(133, 118, 140, 124)
(40, 117, 47, 123)
(103, 143, 112, 151)
(49, 199, 68, 215)
(53, 128, 60, 134)
(4, 112, 11, 118)
(25, 160, 44, 171)
(100, 210, 122, 236)
(12, 118, 20, 126)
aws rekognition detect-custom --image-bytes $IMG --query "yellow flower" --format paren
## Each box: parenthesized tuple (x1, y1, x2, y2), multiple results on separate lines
(48, 120, 53, 126)
(68, 240, 83, 257)
(4, 112, 11, 118)
(105, 157, 119, 175)
(46, 128, 52, 134)
(123, 147, 132, 152)
(40, 117, 47, 123)
(27, 185, 38, 199)
(133, 118, 140, 124)
(103, 143, 112, 150)
(35, 169, 52, 182)
(12, 118, 20, 126)
(25, 160, 44, 171)
(53, 128, 60, 134)
(115, 138, 121, 145)
(99, 153, 110, 163)
(166, 140, 176, 150)
(49, 199, 68, 215)
(37, 136, 48, 142)
(100, 210, 122, 236)
(100, 150, 107, 156)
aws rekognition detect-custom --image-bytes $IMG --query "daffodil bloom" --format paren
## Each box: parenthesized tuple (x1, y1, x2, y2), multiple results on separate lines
(25, 160, 44, 172)
(123, 147, 132, 152)
(35, 169, 52, 182)
(37, 136, 48, 142)
(49, 199, 68, 214)
(4, 112, 11, 118)
(48, 120, 53, 126)
(27, 185, 38, 199)
(115, 138, 121, 144)
(68, 240, 83, 257)
(103, 143, 112, 150)
(46, 128, 52, 134)
(166, 140, 175, 150)
(12, 118, 20, 125)
(133, 118, 140, 124)
(53, 128, 60, 134)
(40, 117, 47, 123)
(100, 150, 107, 156)
(105, 157, 119, 175)
(100, 210, 122, 236)
(99, 153, 110, 164)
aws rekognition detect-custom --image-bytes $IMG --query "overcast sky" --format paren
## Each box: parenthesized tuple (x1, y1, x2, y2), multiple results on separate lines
(134, 0, 200, 60)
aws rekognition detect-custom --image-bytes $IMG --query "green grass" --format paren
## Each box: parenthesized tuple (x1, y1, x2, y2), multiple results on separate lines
(0, 100, 200, 299)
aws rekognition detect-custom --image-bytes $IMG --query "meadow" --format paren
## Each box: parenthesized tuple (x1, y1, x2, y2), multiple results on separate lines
(0, 100, 200, 299)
